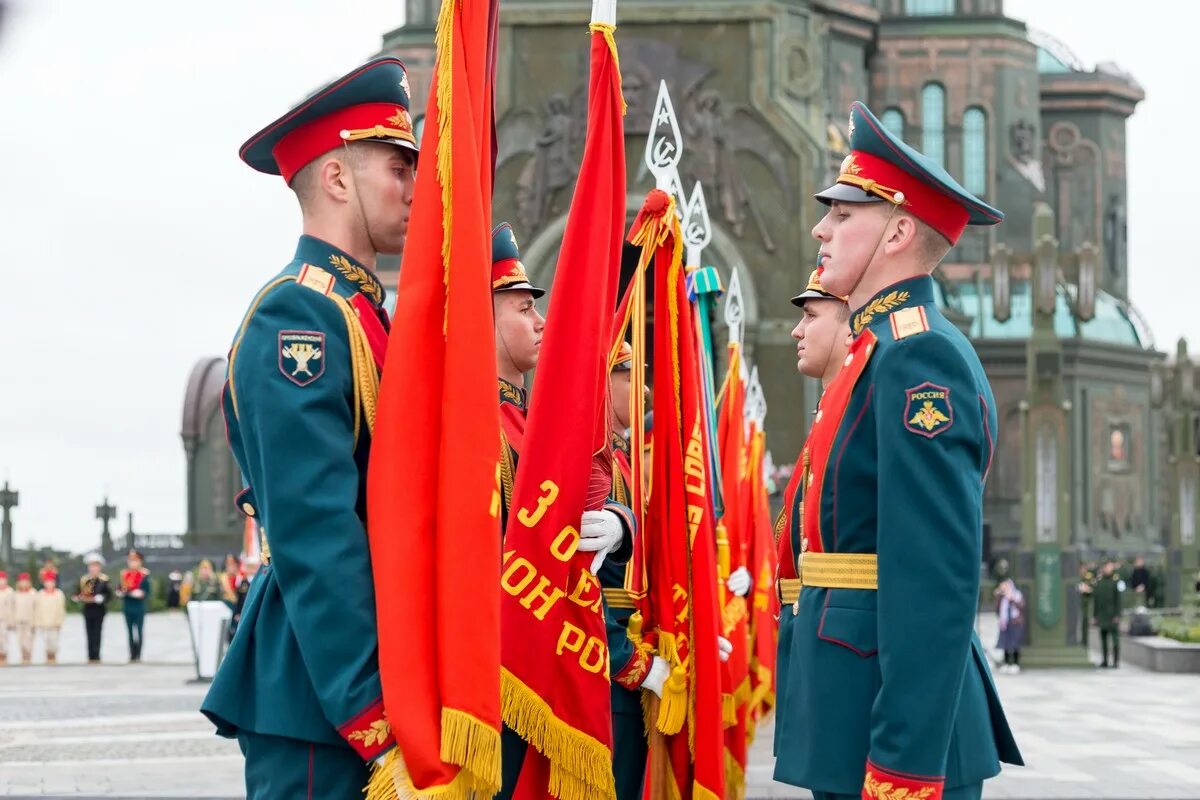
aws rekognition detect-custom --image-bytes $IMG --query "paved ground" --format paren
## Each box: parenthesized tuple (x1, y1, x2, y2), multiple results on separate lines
(0, 612, 1196, 798)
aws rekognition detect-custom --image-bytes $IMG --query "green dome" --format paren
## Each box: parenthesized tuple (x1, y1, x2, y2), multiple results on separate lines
(941, 280, 1148, 348)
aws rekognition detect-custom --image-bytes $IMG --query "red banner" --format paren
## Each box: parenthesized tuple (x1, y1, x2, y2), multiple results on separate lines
(717, 343, 751, 795)
(746, 423, 779, 734)
(633, 192, 725, 800)
(366, 0, 502, 797)
(499, 25, 626, 800)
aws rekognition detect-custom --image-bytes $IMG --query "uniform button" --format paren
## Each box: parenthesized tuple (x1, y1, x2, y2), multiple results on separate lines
(241, 503, 255, 517)
(844, 354, 853, 366)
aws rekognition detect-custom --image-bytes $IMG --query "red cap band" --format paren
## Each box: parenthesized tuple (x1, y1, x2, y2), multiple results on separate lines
(842, 150, 970, 245)
(271, 102, 415, 184)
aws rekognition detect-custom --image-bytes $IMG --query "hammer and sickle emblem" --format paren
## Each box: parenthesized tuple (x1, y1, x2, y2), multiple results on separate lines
(282, 342, 322, 377)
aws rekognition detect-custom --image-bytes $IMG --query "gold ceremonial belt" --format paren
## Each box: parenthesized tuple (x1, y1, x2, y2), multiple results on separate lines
(778, 552, 878, 604)
(602, 588, 637, 609)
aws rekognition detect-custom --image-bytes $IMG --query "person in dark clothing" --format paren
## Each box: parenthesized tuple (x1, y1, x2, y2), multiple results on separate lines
(1130, 556, 1150, 602)
(73, 553, 113, 663)
(166, 570, 183, 608)
(1092, 560, 1124, 668)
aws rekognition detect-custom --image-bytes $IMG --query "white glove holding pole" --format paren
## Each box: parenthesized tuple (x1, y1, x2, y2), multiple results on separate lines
(579, 509, 624, 573)
(640, 656, 670, 698)
(717, 636, 733, 662)
(726, 566, 752, 597)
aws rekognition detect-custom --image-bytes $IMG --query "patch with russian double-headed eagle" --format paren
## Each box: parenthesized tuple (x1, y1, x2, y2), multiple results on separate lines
(279, 330, 325, 386)
(904, 381, 953, 438)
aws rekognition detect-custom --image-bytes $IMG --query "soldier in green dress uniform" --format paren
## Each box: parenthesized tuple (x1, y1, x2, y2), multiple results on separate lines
(491, 223, 636, 797)
(1092, 560, 1124, 668)
(604, 341, 667, 800)
(200, 57, 419, 798)
(773, 102, 1022, 800)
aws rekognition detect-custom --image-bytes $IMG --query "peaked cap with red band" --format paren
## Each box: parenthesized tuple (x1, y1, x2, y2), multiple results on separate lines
(791, 266, 847, 307)
(816, 101, 1003, 245)
(240, 56, 418, 185)
(491, 222, 545, 298)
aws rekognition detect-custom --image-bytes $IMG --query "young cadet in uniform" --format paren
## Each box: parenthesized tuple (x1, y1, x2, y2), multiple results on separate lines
(773, 102, 1022, 800)
(199, 57, 418, 798)
(604, 342, 668, 800)
(118, 549, 151, 662)
(491, 223, 635, 797)
(11, 573, 34, 664)
(74, 554, 112, 664)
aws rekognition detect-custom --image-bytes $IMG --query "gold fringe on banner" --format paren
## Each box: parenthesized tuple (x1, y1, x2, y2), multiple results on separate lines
(724, 748, 746, 800)
(364, 706, 500, 800)
(501, 668, 617, 800)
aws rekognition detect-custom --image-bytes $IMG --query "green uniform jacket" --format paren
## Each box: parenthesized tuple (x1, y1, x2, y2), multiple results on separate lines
(774, 276, 1022, 798)
(201, 236, 394, 763)
(1092, 574, 1123, 632)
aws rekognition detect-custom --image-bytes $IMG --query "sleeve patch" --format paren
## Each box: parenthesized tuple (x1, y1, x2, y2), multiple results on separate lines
(903, 382, 953, 438)
(279, 330, 326, 386)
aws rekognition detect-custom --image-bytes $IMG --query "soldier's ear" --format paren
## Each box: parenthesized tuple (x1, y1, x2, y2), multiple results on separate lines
(884, 213, 920, 257)
(319, 157, 353, 204)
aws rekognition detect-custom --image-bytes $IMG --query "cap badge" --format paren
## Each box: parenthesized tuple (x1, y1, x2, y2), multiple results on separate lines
(386, 108, 411, 132)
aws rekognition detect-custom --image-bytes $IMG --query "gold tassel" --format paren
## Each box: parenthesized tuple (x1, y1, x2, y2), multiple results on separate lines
(655, 663, 687, 735)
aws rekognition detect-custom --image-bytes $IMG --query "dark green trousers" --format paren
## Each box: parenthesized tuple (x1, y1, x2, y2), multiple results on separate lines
(498, 725, 527, 799)
(1101, 628, 1120, 666)
(237, 731, 369, 800)
(499, 718, 646, 800)
(612, 711, 647, 800)
(814, 783, 981, 800)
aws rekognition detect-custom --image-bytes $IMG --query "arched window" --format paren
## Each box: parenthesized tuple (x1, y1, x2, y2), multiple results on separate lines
(881, 108, 905, 138)
(905, 0, 954, 14)
(962, 106, 987, 194)
(921, 84, 946, 167)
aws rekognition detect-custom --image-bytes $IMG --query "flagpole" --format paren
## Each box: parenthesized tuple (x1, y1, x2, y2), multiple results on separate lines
(683, 181, 724, 519)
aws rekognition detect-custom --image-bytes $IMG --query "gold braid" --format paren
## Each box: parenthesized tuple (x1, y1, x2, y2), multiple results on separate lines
(328, 294, 380, 443)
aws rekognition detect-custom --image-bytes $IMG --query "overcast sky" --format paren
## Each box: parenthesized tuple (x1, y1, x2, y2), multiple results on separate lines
(0, 0, 1195, 554)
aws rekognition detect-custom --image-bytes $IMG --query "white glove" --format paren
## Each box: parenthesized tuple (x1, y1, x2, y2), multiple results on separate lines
(131, 589, 145, 599)
(579, 509, 624, 573)
(726, 566, 752, 597)
(640, 656, 670, 698)
(717, 636, 733, 662)
(93, 594, 105, 604)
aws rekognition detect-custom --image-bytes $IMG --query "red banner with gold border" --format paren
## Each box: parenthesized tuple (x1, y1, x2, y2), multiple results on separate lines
(499, 25, 626, 800)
